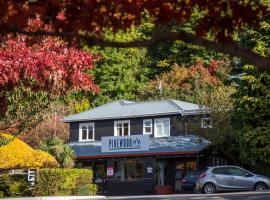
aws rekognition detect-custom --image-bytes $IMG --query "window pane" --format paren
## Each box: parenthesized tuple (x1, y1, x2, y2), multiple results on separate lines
(117, 127, 122, 136)
(156, 124, 163, 137)
(82, 129, 87, 140)
(123, 127, 129, 136)
(123, 123, 129, 136)
(163, 119, 170, 125)
(136, 162, 143, 178)
(117, 123, 122, 128)
(125, 162, 136, 179)
(144, 120, 151, 126)
(164, 124, 170, 136)
(88, 128, 93, 140)
(144, 127, 151, 133)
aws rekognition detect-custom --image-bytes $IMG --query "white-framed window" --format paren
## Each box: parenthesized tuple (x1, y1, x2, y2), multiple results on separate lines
(154, 118, 170, 137)
(114, 120, 130, 136)
(201, 117, 213, 128)
(79, 122, 95, 141)
(143, 119, 152, 135)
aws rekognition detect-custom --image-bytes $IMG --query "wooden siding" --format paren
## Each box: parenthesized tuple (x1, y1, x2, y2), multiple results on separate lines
(69, 114, 207, 142)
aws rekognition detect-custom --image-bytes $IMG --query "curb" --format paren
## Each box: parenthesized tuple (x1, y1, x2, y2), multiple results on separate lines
(2, 196, 106, 200)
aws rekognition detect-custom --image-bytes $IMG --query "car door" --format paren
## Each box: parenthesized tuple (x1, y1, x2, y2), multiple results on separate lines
(227, 167, 254, 190)
(211, 167, 236, 190)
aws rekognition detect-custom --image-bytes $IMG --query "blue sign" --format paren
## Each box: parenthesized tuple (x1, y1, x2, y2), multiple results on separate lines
(101, 135, 150, 153)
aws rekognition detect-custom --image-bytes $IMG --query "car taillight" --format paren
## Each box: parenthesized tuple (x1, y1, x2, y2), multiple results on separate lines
(198, 173, 207, 179)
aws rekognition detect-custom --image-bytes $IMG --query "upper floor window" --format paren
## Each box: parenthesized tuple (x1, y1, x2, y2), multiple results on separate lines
(143, 119, 152, 135)
(114, 120, 130, 136)
(201, 117, 213, 128)
(79, 122, 95, 141)
(154, 118, 170, 137)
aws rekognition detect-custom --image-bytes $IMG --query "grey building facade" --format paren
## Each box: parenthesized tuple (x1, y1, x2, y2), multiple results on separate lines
(64, 99, 227, 195)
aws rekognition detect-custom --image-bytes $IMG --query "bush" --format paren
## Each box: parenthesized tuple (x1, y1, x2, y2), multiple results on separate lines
(0, 174, 30, 197)
(33, 168, 95, 196)
(0, 191, 4, 198)
(77, 184, 97, 196)
(76, 184, 98, 196)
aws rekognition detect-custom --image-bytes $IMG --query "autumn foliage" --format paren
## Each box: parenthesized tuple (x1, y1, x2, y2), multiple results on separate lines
(150, 60, 222, 89)
(0, 134, 59, 169)
(0, 1, 266, 41)
(140, 60, 227, 102)
(0, 18, 99, 115)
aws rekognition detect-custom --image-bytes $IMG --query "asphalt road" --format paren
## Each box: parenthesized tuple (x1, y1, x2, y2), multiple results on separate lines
(105, 191, 270, 200)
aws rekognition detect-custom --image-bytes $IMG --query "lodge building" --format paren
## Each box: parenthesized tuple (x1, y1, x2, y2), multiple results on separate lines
(63, 99, 228, 195)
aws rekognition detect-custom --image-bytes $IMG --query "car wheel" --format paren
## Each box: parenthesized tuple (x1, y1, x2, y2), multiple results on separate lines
(254, 182, 268, 191)
(203, 183, 216, 194)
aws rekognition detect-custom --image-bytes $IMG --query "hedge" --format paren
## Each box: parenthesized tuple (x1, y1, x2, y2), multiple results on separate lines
(33, 168, 96, 196)
(0, 174, 30, 197)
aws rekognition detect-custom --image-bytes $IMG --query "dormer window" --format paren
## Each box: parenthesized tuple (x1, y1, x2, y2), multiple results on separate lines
(79, 122, 95, 141)
(143, 119, 152, 135)
(201, 117, 213, 128)
(114, 120, 130, 136)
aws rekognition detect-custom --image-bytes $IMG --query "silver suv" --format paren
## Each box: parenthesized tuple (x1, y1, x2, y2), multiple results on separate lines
(196, 165, 270, 194)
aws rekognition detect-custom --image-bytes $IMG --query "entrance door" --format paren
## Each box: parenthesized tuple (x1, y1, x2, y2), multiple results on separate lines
(174, 161, 185, 191)
(94, 161, 106, 193)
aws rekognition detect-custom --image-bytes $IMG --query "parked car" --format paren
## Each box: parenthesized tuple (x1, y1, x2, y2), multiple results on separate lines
(182, 171, 204, 192)
(196, 165, 270, 194)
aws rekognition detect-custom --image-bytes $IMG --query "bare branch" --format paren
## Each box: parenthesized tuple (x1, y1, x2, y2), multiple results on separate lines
(2, 29, 270, 70)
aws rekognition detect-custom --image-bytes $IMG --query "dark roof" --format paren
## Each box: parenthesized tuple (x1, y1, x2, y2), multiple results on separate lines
(63, 99, 207, 123)
(69, 135, 210, 158)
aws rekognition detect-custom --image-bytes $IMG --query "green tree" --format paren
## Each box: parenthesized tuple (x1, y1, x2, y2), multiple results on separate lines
(39, 137, 75, 168)
(232, 65, 270, 166)
(85, 27, 153, 107)
(232, 5, 270, 169)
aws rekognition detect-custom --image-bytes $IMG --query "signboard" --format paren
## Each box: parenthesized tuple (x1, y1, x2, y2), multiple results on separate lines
(101, 134, 150, 153)
(107, 167, 114, 176)
(147, 167, 153, 174)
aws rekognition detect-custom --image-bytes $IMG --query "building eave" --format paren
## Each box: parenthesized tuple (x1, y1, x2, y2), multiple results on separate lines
(75, 151, 199, 159)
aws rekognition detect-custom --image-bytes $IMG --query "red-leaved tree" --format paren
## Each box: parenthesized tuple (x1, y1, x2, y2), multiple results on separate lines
(0, 18, 99, 132)
(0, 0, 269, 69)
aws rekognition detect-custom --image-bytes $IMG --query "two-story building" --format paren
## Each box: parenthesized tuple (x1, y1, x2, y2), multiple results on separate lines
(63, 99, 228, 195)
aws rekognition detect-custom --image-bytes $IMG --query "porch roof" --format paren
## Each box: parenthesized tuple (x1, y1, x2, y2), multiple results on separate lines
(69, 135, 210, 159)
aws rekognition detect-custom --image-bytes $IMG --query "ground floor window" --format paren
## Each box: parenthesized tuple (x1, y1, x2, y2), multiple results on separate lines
(124, 160, 143, 180)
(113, 160, 144, 180)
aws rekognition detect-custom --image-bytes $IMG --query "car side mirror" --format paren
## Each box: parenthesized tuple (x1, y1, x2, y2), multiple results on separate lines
(245, 174, 253, 177)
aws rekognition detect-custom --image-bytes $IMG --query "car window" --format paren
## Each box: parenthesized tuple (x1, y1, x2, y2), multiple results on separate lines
(228, 167, 252, 177)
(212, 167, 230, 175)
(184, 172, 201, 179)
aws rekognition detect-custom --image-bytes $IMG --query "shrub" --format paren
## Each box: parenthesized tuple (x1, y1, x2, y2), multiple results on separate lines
(76, 184, 98, 196)
(33, 168, 95, 196)
(0, 174, 30, 197)
(0, 133, 59, 169)
(39, 137, 75, 168)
